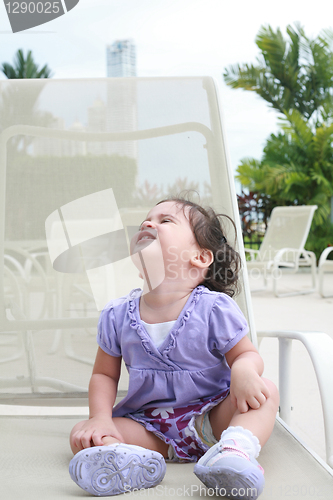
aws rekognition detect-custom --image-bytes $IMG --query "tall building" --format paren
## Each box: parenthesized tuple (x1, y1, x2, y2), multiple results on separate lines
(106, 39, 137, 159)
(106, 40, 136, 78)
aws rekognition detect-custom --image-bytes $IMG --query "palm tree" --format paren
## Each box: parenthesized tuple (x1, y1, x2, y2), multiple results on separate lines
(0, 49, 52, 155)
(237, 110, 333, 225)
(225, 24, 333, 257)
(1, 49, 52, 79)
(223, 24, 333, 124)
(236, 109, 333, 257)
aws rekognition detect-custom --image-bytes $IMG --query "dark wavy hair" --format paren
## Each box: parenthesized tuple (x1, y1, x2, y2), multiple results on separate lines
(156, 196, 242, 297)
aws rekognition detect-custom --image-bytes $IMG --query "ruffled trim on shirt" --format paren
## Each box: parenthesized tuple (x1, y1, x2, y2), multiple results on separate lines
(127, 285, 205, 363)
(163, 285, 204, 354)
(127, 289, 169, 368)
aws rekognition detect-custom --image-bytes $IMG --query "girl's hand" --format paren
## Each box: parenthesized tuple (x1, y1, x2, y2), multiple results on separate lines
(71, 415, 124, 451)
(230, 361, 271, 413)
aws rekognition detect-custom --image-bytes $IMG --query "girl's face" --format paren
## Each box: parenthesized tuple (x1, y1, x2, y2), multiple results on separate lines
(130, 201, 201, 282)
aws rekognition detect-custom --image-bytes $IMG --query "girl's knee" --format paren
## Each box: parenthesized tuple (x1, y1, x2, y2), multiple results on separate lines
(70, 420, 87, 436)
(262, 378, 279, 407)
(69, 420, 88, 453)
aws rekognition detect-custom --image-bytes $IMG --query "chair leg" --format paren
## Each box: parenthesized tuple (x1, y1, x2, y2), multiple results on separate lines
(319, 268, 333, 298)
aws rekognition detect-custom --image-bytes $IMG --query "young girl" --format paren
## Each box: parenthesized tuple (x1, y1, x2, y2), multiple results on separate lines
(69, 198, 279, 499)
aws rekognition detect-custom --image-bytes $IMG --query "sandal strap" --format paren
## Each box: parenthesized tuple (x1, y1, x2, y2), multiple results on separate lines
(221, 444, 250, 460)
(221, 444, 265, 474)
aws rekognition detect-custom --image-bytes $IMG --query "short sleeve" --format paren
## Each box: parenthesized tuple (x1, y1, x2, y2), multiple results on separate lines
(97, 304, 122, 357)
(208, 294, 249, 355)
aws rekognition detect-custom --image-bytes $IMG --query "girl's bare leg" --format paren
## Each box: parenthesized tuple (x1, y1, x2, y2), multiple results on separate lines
(209, 378, 279, 447)
(70, 417, 169, 458)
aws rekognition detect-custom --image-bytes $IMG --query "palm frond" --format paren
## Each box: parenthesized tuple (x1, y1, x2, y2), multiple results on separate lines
(236, 158, 266, 190)
(312, 123, 333, 162)
(310, 171, 332, 191)
(310, 197, 331, 226)
(255, 25, 286, 71)
(280, 110, 314, 147)
(1, 49, 52, 79)
(223, 23, 333, 121)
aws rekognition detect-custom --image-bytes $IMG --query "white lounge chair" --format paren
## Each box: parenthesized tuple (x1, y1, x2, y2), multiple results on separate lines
(246, 205, 317, 297)
(318, 247, 333, 298)
(0, 77, 332, 499)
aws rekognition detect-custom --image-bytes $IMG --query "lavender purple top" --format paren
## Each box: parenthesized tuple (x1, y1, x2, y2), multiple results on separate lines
(97, 285, 248, 418)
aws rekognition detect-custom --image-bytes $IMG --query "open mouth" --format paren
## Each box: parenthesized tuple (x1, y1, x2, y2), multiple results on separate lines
(130, 228, 157, 253)
(137, 230, 156, 242)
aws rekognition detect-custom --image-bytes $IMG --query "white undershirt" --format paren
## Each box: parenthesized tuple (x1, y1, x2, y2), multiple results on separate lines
(141, 320, 176, 348)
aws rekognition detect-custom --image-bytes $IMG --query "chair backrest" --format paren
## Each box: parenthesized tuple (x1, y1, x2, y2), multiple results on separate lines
(258, 205, 317, 262)
(0, 76, 256, 405)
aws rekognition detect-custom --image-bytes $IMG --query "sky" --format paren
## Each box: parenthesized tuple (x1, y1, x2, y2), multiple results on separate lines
(1, 0, 333, 185)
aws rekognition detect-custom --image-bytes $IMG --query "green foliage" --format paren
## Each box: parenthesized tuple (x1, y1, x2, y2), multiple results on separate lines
(237, 110, 333, 229)
(224, 24, 333, 123)
(1, 49, 52, 79)
(306, 222, 333, 260)
(236, 158, 267, 192)
(225, 23, 333, 257)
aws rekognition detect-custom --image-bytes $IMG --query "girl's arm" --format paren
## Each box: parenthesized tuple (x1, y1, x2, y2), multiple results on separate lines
(89, 347, 121, 418)
(71, 347, 124, 450)
(225, 336, 271, 413)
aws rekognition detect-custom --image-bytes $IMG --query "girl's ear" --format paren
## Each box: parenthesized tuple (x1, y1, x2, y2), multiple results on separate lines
(190, 248, 214, 269)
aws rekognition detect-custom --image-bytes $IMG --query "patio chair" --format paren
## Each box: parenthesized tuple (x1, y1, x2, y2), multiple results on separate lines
(318, 247, 333, 298)
(246, 205, 317, 297)
(0, 77, 332, 499)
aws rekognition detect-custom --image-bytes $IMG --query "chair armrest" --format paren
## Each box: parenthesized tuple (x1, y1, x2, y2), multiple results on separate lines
(273, 247, 304, 262)
(257, 329, 333, 468)
(273, 248, 316, 271)
(272, 247, 298, 264)
(319, 247, 333, 267)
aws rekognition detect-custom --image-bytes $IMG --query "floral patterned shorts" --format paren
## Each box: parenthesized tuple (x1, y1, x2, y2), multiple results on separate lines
(126, 389, 229, 462)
